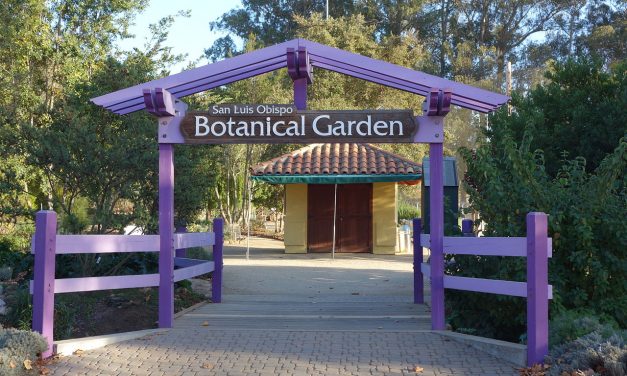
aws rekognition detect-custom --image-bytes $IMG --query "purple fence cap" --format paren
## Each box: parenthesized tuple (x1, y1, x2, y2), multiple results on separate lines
(92, 39, 509, 115)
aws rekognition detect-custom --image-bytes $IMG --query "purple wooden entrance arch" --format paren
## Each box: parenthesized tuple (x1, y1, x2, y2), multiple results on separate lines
(85, 39, 546, 364)
(92, 38, 507, 328)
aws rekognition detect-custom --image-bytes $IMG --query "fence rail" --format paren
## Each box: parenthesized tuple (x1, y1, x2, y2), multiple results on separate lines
(414, 212, 552, 366)
(30, 210, 223, 358)
(419, 234, 552, 257)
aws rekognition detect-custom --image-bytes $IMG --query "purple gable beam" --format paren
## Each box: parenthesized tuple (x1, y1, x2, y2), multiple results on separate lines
(92, 39, 508, 115)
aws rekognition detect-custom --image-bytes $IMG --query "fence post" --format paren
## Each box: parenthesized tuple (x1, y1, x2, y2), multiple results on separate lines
(461, 219, 473, 237)
(158, 143, 175, 328)
(32, 210, 57, 358)
(429, 142, 446, 330)
(175, 226, 187, 258)
(527, 212, 549, 366)
(413, 218, 423, 304)
(212, 218, 224, 303)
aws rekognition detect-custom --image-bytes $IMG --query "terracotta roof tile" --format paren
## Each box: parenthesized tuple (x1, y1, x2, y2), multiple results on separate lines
(251, 143, 422, 177)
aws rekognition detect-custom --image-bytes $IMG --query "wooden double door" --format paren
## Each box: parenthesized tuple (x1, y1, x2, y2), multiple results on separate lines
(307, 183, 372, 253)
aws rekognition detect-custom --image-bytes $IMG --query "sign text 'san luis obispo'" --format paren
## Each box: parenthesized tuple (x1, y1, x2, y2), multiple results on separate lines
(179, 104, 418, 144)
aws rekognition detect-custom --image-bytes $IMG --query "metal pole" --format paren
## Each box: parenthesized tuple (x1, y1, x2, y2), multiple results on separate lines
(326, 0, 329, 19)
(332, 183, 337, 260)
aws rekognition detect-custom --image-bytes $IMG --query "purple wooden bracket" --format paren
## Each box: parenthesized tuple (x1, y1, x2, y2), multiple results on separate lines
(32, 210, 57, 358)
(414, 116, 444, 143)
(413, 218, 424, 304)
(424, 89, 440, 116)
(212, 218, 224, 303)
(158, 100, 188, 143)
(143, 88, 176, 117)
(527, 212, 549, 366)
(287, 48, 297, 80)
(440, 89, 452, 115)
(287, 46, 313, 83)
(424, 88, 452, 116)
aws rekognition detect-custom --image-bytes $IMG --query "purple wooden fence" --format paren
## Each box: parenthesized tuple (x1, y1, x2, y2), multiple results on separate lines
(413, 212, 552, 366)
(30, 210, 223, 358)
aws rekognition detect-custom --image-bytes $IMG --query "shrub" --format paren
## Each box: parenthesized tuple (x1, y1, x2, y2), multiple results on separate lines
(545, 330, 627, 376)
(550, 310, 618, 347)
(398, 202, 420, 221)
(0, 285, 32, 331)
(0, 327, 47, 375)
(453, 59, 627, 341)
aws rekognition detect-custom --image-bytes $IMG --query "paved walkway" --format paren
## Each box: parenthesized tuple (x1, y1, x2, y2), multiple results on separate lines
(48, 237, 518, 375)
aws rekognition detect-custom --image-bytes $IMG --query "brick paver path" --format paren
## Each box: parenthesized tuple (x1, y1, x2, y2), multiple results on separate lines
(47, 238, 518, 375)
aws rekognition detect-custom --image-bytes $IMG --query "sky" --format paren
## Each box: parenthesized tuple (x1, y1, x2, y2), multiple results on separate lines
(116, 0, 243, 72)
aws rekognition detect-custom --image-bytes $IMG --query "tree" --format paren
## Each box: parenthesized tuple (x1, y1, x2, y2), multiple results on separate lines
(0, 0, 149, 239)
(452, 59, 627, 339)
(494, 58, 626, 175)
(205, 0, 357, 61)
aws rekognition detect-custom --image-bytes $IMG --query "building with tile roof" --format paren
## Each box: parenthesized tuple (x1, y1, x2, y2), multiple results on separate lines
(251, 143, 422, 254)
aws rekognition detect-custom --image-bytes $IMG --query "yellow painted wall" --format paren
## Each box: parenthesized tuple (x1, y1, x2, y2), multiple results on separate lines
(372, 182, 397, 254)
(284, 184, 308, 253)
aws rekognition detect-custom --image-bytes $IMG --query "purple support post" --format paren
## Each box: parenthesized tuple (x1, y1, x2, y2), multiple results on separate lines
(158, 143, 175, 328)
(413, 218, 424, 304)
(32, 210, 57, 358)
(212, 218, 224, 303)
(293, 78, 308, 110)
(175, 226, 187, 258)
(462, 219, 473, 237)
(429, 142, 446, 330)
(527, 212, 549, 366)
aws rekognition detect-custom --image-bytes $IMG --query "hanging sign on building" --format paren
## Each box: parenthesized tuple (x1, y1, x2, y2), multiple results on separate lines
(178, 104, 418, 144)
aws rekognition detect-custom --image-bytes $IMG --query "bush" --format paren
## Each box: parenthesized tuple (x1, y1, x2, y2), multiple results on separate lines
(545, 330, 627, 376)
(0, 285, 32, 331)
(452, 59, 627, 342)
(0, 235, 34, 281)
(0, 327, 47, 375)
(398, 203, 420, 221)
(550, 310, 618, 347)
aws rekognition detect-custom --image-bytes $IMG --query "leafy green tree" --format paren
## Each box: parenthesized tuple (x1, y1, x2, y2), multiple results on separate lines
(205, 0, 358, 60)
(494, 58, 626, 175)
(451, 60, 627, 340)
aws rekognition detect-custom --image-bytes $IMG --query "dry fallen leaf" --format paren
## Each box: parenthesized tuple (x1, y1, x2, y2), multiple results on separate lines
(518, 363, 550, 376)
(40, 367, 51, 375)
(9, 360, 16, 368)
(201, 363, 213, 369)
(73, 349, 84, 356)
(414, 366, 424, 373)
(24, 359, 33, 370)
(201, 321, 209, 326)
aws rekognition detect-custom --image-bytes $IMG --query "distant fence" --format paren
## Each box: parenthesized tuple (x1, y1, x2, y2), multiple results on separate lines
(30, 210, 223, 358)
(413, 212, 552, 366)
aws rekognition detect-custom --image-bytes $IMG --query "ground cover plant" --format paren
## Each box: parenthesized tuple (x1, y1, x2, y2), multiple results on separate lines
(0, 327, 47, 376)
(545, 330, 627, 376)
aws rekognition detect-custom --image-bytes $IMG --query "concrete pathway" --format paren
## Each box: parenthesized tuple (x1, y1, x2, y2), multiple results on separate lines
(48, 237, 518, 376)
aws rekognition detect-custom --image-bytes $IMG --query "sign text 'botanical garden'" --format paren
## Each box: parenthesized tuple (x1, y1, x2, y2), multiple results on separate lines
(179, 104, 418, 144)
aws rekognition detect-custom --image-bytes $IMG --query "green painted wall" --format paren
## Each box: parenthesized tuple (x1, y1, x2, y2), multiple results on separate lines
(284, 184, 308, 253)
(372, 182, 397, 254)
